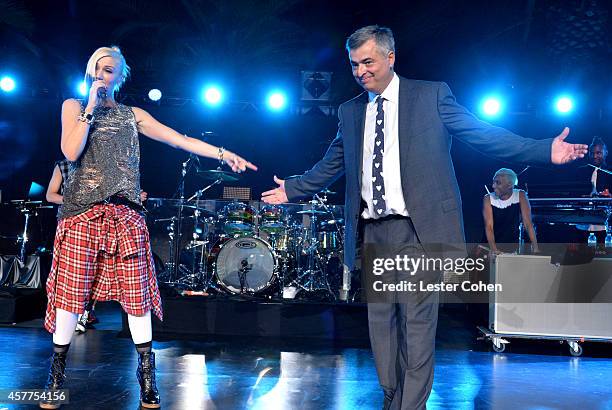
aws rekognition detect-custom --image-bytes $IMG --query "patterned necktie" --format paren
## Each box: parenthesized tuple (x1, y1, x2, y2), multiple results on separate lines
(372, 96, 386, 216)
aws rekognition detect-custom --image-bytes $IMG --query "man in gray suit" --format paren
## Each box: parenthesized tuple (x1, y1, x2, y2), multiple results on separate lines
(262, 25, 587, 409)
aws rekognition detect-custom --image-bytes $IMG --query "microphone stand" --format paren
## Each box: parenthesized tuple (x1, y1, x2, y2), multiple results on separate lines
(187, 178, 222, 202)
(186, 178, 222, 291)
(170, 155, 199, 283)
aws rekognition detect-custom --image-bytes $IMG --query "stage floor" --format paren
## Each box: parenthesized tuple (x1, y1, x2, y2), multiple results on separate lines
(1, 303, 612, 409)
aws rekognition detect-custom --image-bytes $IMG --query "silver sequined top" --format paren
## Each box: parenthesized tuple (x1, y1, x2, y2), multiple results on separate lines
(59, 102, 142, 219)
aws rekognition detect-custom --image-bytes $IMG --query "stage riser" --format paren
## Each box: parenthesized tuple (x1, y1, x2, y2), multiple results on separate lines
(0, 289, 46, 323)
(122, 297, 369, 343)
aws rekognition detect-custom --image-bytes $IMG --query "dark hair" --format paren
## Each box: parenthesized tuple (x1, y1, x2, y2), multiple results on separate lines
(346, 25, 395, 55)
(590, 136, 608, 154)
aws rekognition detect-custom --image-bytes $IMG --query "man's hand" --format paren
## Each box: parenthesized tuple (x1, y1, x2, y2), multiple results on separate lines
(261, 176, 288, 204)
(551, 127, 588, 164)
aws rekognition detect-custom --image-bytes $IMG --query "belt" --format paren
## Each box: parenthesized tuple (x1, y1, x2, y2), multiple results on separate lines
(99, 195, 146, 214)
(361, 214, 410, 223)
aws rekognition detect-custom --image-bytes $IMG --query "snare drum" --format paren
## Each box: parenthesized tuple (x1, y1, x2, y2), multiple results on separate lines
(221, 202, 256, 235)
(212, 236, 276, 294)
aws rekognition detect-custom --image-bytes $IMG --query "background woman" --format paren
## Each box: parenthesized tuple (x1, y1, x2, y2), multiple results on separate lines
(482, 168, 538, 254)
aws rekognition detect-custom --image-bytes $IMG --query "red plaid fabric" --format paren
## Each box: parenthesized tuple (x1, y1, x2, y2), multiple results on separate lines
(44, 203, 163, 333)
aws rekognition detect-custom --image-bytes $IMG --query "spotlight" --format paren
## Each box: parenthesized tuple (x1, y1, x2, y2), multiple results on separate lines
(554, 96, 574, 114)
(148, 89, 162, 101)
(266, 91, 287, 111)
(202, 86, 223, 106)
(0, 76, 16, 93)
(479, 96, 503, 118)
(77, 81, 87, 97)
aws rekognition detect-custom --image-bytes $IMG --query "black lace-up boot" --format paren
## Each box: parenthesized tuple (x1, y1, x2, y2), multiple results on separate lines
(137, 351, 160, 408)
(39, 352, 67, 409)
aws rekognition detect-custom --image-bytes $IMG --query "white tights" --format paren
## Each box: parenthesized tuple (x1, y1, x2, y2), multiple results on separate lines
(53, 307, 152, 345)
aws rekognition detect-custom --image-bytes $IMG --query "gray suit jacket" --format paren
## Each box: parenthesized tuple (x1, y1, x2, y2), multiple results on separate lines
(285, 77, 552, 270)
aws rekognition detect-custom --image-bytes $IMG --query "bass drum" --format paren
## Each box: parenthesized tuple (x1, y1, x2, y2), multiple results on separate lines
(212, 236, 276, 294)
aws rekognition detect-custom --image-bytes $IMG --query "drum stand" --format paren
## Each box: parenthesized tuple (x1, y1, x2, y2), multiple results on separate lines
(17, 208, 33, 263)
(266, 234, 292, 299)
(12, 201, 52, 263)
(164, 154, 225, 291)
(152, 215, 178, 283)
(174, 181, 224, 291)
(294, 208, 335, 300)
(313, 193, 344, 246)
(313, 193, 348, 300)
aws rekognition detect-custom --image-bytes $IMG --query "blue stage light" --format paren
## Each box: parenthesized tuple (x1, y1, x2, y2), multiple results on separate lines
(0, 76, 16, 93)
(202, 86, 223, 106)
(554, 96, 574, 114)
(479, 96, 503, 118)
(266, 91, 287, 111)
(148, 89, 162, 101)
(77, 81, 87, 97)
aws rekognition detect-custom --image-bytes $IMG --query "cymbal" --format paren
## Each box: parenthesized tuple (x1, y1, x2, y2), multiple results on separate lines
(197, 169, 240, 182)
(10, 200, 42, 204)
(296, 209, 328, 216)
(319, 188, 336, 195)
(172, 204, 216, 217)
(320, 218, 344, 226)
(10, 200, 52, 209)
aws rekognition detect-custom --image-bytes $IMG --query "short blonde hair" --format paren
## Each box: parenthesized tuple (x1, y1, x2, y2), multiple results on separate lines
(494, 168, 518, 187)
(84, 46, 130, 93)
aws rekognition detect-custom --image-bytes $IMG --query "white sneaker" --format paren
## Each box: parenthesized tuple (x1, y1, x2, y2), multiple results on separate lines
(75, 311, 89, 333)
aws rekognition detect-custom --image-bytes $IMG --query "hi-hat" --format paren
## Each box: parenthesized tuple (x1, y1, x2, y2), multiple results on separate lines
(197, 169, 240, 182)
(296, 209, 328, 215)
(174, 204, 216, 217)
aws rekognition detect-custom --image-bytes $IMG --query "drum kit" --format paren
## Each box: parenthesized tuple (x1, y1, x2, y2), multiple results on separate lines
(149, 161, 345, 301)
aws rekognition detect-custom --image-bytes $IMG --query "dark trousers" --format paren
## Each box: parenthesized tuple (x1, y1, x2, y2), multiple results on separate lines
(363, 216, 440, 410)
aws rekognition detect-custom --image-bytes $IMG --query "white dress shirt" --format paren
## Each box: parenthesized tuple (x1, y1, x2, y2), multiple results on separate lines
(361, 74, 409, 219)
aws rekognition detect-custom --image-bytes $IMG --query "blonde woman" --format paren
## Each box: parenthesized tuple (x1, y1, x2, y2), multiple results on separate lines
(40, 46, 256, 409)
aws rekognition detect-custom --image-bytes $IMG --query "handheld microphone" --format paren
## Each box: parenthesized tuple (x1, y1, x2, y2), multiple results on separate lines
(95, 77, 107, 99)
